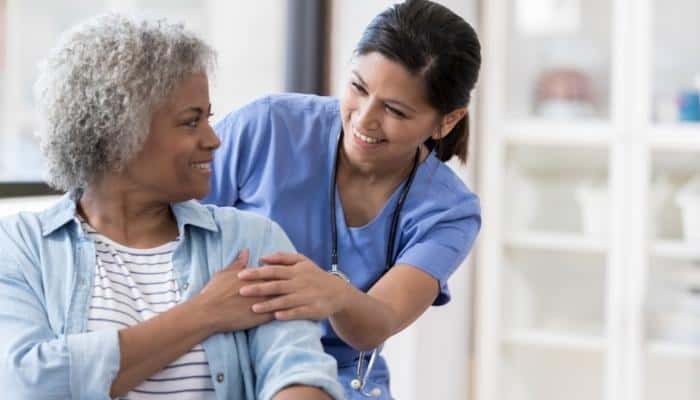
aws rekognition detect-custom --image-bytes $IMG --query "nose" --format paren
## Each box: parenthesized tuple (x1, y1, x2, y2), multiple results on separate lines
(355, 98, 381, 132)
(202, 123, 221, 151)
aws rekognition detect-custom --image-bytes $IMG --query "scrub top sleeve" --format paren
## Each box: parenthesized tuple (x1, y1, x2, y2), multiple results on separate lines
(201, 97, 273, 207)
(395, 197, 481, 306)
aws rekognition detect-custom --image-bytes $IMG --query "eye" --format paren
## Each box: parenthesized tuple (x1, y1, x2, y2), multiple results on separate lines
(351, 81, 367, 95)
(184, 118, 200, 128)
(385, 105, 407, 119)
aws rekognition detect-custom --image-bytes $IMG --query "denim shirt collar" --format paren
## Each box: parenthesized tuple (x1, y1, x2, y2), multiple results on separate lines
(38, 192, 219, 237)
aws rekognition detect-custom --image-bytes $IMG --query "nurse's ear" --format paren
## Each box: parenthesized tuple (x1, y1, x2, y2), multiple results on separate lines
(432, 107, 468, 140)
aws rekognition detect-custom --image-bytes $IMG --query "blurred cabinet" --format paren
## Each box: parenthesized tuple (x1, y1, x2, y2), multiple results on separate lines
(474, 0, 700, 399)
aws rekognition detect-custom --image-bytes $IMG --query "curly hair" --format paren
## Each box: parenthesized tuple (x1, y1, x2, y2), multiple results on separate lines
(34, 13, 216, 191)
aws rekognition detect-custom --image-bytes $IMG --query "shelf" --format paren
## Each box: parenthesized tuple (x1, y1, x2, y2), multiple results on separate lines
(501, 119, 612, 148)
(506, 231, 607, 254)
(648, 124, 700, 151)
(648, 340, 700, 359)
(652, 240, 700, 261)
(504, 330, 605, 352)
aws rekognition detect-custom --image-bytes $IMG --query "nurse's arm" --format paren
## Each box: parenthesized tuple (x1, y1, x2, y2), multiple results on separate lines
(329, 263, 439, 351)
(242, 253, 439, 352)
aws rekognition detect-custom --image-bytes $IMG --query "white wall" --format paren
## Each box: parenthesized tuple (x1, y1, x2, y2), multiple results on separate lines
(0, 195, 62, 217)
(0, 0, 286, 182)
(328, 1, 481, 399)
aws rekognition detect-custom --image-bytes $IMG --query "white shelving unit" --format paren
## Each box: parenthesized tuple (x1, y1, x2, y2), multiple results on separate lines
(473, 0, 700, 399)
(504, 330, 606, 352)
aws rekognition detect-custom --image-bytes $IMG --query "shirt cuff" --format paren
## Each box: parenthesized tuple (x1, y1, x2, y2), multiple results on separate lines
(67, 329, 121, 400)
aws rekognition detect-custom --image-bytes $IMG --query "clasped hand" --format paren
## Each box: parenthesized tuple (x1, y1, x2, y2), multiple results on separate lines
(195, 249, 274, 333)
(237, 253, 349, 321)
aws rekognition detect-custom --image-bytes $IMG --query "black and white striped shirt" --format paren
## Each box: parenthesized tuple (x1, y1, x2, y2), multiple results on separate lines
(81, 219, 216, 400)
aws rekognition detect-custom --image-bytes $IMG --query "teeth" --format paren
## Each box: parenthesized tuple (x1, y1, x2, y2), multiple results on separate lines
(353, 128, 382, 144)
(191, 163, 210, 170)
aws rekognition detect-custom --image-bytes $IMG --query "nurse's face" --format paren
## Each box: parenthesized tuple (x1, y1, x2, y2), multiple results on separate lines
(340, 52, 442, 168)
(124, 73, 220, 202)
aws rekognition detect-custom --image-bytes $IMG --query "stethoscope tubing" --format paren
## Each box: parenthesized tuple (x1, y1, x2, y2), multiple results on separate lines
(329, 131, 420, 396)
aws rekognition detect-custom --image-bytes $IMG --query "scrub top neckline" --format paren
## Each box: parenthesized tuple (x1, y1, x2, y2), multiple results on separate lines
(331, 130, 439, 234)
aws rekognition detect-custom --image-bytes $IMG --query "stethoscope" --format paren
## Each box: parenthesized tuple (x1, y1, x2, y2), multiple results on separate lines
(329, 132, 420, 397)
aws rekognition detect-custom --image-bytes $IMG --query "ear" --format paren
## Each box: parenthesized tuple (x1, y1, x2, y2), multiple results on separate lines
(432, 108, 468, 140)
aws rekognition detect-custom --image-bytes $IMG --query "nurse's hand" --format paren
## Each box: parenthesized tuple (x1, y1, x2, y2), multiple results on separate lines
(237, 252, 350, 321)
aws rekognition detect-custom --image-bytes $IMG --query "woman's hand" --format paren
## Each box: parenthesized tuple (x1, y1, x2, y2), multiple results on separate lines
(237, 252, 350, 321)
(194, 249, 274, 333)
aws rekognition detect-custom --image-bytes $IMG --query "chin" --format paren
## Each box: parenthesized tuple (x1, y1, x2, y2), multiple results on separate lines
(171, 187, 209, 203)
(190, 189, 209, 201)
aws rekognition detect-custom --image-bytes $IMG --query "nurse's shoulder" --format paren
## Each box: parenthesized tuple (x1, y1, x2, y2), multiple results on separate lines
(215, 93, 339, 143)
(420, 156, 481, 218)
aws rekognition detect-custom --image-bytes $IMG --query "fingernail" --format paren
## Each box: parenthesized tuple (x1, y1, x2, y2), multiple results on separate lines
(252, 304, 263, 313)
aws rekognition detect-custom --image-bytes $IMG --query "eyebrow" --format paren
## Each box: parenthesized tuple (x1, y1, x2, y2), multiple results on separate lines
(351, 70, 418, 114)
(177, 104, 212, 116)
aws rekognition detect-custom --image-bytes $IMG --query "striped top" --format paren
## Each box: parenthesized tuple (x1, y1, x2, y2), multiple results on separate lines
(81, 218, 216, 400)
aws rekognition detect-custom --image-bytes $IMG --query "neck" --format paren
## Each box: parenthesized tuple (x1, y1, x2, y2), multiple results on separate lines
(337, 144, 424, 185)
(79, 175, 178, 248)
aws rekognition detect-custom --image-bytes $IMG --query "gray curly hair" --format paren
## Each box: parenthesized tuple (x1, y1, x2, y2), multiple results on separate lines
(34, 13, 216, 191)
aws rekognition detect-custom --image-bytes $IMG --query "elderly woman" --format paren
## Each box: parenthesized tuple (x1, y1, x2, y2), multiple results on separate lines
(0, 14, 342, 400)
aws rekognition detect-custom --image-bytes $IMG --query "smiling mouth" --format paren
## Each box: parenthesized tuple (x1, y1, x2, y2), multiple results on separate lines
(190, 162, 211, 172)
(352, 127, 386, 144)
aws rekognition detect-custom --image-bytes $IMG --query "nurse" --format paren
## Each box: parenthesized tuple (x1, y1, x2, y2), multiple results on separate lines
(203, 0, 482, 397)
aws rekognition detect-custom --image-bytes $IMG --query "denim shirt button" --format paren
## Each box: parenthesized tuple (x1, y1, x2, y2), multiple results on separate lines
(182, 282, 190, 291)
(216, 372, 224, 383)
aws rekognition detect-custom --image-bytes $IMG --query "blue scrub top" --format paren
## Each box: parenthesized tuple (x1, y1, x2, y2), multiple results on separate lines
(203, 93, 481, 398)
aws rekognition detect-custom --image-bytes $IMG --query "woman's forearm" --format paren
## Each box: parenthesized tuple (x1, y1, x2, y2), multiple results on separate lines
(328, 283, 398, 351)
(110, 299, 213, 397)
(329, 265, 440, 352)
(273, 386, 333, 400)
(110, 250, 269, 396)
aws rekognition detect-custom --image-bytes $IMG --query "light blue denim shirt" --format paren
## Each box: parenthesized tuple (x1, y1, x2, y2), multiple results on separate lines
(0, 193, 343, 400)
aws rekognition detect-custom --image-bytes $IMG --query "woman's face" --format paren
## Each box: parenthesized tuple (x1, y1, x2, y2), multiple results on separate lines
(124, 73, 220, 202)
(340, 52, 442, 168)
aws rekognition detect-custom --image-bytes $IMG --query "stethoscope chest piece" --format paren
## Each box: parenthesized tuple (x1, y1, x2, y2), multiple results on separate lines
(350, 378, 382, 397)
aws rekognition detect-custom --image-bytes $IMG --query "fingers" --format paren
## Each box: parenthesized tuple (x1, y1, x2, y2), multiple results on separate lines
(258, 252, 305, 266)
(252, 294, 306, 314)
(274, 306, 318, 321)
(223, 249, 249, 271)
(250, 293, 307, 313)
(250, 296, 329, 320)
(238, 265, 294, 281)
(239, 279, 297, 297)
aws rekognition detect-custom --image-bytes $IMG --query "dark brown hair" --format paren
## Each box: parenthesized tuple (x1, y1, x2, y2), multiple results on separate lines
(355, 0, 481, 163)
